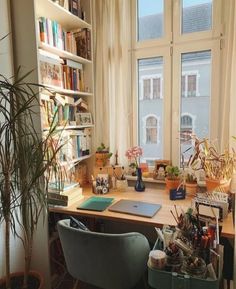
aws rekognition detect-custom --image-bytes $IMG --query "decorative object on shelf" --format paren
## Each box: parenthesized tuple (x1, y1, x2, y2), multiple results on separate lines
(75, 112, 93, 125)
(135, 167, 146, 192)
(188, 136, 236, 192)
(153, 160, 170, 180)
(165, 165, 182, 192)
(95, 143, 113, 167)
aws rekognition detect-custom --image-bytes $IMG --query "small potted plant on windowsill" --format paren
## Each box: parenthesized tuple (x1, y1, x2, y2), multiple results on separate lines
(165, 165, 182, 191)
(95, 143, 113, 167)
(184, 172, 198, 196)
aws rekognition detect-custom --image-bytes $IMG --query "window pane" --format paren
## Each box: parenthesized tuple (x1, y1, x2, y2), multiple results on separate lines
(180, 50, 211, 163)
(182, 0, 212, 34)
(138, 57, 163, 165)
(137, 0, 164, 41)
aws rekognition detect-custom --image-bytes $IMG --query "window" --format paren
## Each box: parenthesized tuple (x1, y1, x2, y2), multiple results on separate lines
(133, 0, 221, 165)
(137, 0, 164, 41)
(143, 78, 151, 99)
(138, 57, 164, 162)
(182, 0, 212, 34)
(180, 115, 193, 144)
(146, 116, 158, 144)
(182, 73, 197, 97)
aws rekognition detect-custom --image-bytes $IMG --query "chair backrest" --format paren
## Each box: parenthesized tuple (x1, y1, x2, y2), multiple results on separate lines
(57, 219, 150, 289)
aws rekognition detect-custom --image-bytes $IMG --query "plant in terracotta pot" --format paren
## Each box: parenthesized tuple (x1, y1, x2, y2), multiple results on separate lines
(165, 165, 181, 191)
(184, 172, 198, 196)
(0, 71, 61, 289)
(188, 137, 236, 192)
(95, 143, 113, 167)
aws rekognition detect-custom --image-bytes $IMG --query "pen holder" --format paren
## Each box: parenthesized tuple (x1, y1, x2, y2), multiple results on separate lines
(116, 179, 128, 191)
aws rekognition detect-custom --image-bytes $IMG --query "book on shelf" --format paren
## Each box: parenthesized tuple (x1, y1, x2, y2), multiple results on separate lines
(75, 28, 91, 60)
(39, 51, 63, 88)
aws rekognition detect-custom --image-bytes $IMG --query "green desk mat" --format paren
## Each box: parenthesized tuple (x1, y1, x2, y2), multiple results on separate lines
(77, 196, 114, 211)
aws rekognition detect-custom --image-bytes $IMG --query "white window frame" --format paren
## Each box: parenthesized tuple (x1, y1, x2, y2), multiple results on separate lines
(131, 0, 222, 166)
(180, 113, 196, 144)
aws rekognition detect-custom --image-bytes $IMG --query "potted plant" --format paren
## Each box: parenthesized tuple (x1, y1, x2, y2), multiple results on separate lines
(184, 172, 198, 196)
(95, 143, 112, 167)
(0, 71, 61, 289)
(188, 137, 236, 192)
(165, 165, 181, 191)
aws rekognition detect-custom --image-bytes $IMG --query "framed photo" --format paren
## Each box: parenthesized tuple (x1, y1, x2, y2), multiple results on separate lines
(153, 160, 170, 180)
(75, 112, 93, 125)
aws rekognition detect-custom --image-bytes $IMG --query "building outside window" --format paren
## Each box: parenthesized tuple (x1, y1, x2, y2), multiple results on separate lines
(181, 73, 198, 97)
(146, 116, 158, 144)
(133, 0, 220, 165)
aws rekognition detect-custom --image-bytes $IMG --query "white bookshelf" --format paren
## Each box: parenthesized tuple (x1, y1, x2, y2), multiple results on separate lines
(10, 0, 94, 287)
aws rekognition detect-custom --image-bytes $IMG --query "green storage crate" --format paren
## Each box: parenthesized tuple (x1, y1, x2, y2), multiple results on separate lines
(148, 265, 219, 289)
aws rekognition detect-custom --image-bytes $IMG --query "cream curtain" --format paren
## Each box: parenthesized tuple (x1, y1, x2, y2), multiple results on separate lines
(92, 0, 132, 166)
(220, 0, 236, 149)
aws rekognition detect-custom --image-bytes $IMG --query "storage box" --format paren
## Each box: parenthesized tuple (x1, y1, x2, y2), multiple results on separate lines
(148, 264, 219, 289)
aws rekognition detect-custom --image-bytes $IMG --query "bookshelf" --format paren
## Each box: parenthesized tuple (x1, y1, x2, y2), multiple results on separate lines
(10, 0, 94, 287)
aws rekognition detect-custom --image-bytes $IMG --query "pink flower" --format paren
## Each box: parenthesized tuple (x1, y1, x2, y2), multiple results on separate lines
(125, 146, 143, 168)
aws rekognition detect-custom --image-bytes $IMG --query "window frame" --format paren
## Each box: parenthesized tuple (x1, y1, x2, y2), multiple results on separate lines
(131, 0, 222, 166)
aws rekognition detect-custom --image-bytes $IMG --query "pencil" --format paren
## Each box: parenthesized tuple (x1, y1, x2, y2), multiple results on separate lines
(174, 204, 179, 220)
(170, 210, 178, 224)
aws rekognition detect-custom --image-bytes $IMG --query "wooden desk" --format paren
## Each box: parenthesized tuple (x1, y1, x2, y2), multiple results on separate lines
(49, 186, 234, 238)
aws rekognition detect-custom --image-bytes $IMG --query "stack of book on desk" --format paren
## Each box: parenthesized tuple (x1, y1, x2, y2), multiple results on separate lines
(48, 182, 84, 206)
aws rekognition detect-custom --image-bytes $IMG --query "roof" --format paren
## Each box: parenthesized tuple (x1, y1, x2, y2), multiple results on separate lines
(138, 2, 212, 41)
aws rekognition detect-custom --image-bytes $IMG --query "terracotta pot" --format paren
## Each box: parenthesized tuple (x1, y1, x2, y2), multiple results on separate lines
(0, 271, 43, 289)
(205, 178, 231, 192)
(185, 182, 198, 196)
(95, 152, 110, 167)
(165, 178, 181, 192)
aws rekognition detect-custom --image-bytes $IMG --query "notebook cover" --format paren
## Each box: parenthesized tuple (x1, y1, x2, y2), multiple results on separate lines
(77, 196, 114, 212)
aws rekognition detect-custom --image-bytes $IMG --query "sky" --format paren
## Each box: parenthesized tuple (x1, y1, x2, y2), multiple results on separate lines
(138, 0, 212, 17)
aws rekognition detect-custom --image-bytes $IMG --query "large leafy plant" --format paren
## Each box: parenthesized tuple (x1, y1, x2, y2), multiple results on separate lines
(0, 71, 61, 289)
(188, 137, 236, 181)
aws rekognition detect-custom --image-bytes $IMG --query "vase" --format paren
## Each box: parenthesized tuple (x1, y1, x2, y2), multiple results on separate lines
(135, 168, 145, 192)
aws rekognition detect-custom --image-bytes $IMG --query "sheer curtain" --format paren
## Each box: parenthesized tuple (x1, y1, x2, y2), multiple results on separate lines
(220, 0, 236, 149)
(221, 1, 236, 284)
(92, 0, 132, 165)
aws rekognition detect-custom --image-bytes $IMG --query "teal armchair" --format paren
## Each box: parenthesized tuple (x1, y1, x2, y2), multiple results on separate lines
(57, 219, 150, 289)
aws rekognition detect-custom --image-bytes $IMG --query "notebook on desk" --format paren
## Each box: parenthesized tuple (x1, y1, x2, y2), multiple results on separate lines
(108, 199, 161, 218)
(77, 196, 114, 212)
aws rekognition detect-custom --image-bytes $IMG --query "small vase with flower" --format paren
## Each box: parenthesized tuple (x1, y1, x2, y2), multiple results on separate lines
(126, 146, 145, 192)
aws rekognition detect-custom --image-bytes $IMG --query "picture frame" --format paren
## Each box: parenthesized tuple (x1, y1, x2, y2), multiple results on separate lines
(153, 160, 170, 180)
(75, 112, 93, 125)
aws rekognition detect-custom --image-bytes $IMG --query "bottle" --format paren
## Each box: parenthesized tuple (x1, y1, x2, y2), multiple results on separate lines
(135, 167, 145, 192)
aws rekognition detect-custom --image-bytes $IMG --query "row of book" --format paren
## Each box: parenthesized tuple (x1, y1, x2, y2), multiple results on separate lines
(39, 51, 87, 91)
(52, 0, 85, 20)
(58, 128, 92, 163)
(48, 182, 84, 206)
(40, 93, 89, 128)
(38, 16, 91, 60)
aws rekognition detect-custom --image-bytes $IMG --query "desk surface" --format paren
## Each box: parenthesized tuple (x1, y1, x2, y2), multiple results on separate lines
(49, 186, 234, 238)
